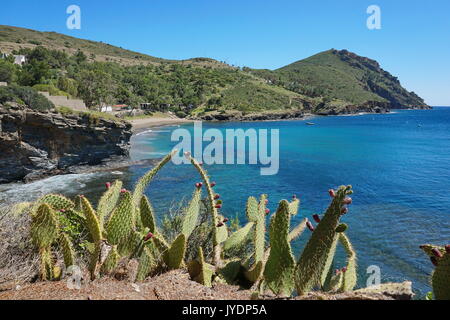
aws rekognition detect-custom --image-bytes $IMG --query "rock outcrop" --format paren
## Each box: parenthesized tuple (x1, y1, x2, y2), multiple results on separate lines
(194, 109, 306, 121)
(0, 105, 132, 184)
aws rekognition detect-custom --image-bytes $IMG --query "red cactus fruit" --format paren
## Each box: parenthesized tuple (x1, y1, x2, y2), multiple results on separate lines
(195, 182, 203, 189)
(217, 222, 224, 227)
(105, 182, 111, 189)
(306, 221, 315, 232)
(430, 256, 438, 266)
(329, 189, 336, 198)
(265, 199, 269, 205)
(335, 269, 340, 275)
(214, 194, 220, 200)
(80, 195, 85, 198)
(432, 248, 443, 258)
(445, 245, 450, 254)
(265, 208, 270, 215)
(292, 195, 297, 200)
(343, 197, 352, 205)
(143, 232, 154, 241)
(341, 207, 349, 215)
(341, 267, 347, 273)
(215, 204, 222, 209)
(120, 188, 127, 193)
(60, 209, 66, 213)
(223, 218, 229, 223)
(312, 214, 321, 223)
(210, 182, 216, 187)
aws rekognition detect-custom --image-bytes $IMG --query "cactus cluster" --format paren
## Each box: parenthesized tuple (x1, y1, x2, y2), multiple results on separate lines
(420, 244, 450, 300)
(30, 194, 77, 280)
(27, 151, 365, 298)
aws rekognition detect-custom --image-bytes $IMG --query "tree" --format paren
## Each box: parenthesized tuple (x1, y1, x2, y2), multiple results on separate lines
(18, 60, 51, 86)
(77, 69, 115, 109)
(0, 60, 16, 83)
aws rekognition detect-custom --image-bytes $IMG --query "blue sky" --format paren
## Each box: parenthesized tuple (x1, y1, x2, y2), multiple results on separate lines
(1, 0, 449, 105)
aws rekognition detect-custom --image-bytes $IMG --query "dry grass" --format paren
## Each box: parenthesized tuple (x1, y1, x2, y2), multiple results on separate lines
(0, 205, 39, 291)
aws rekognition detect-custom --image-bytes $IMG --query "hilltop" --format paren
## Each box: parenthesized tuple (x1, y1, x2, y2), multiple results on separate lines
(248, 49, 428, 114)
(0, 25, 429, 119)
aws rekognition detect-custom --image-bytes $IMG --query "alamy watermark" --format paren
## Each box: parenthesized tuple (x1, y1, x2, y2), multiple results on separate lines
(171, 122, 279, 176)
(67, 5, 81, 30)
(367, 5, 381, 30)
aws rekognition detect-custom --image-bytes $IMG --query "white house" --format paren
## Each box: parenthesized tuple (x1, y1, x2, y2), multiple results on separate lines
(14, 55, 26, 66)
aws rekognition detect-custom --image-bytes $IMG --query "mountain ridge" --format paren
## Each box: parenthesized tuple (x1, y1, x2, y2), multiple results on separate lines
(0, 25, 430, 119)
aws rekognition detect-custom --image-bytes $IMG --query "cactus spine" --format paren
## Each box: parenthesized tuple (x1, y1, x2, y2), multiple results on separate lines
(264, 200, 296, 296)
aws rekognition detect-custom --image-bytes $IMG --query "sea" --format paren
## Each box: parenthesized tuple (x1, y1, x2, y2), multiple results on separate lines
(2, 107, 450, 297)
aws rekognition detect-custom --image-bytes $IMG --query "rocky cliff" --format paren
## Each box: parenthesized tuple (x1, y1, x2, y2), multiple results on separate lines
(0, 105, 132, 183)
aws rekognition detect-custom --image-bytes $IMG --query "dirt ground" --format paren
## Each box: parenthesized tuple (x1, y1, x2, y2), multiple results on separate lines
(0, 269, 413, 301)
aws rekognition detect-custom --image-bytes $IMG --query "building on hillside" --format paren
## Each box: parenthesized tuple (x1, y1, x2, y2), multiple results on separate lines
(38, 91, 87, 111)
(101, 106, 113, 112)
(0, 82, 7, 87)
(14, 55, 26, 65)
(101, 105, 130, 113)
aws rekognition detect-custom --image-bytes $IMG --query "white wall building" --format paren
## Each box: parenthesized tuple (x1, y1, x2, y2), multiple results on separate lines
(14, 55, 26, 66)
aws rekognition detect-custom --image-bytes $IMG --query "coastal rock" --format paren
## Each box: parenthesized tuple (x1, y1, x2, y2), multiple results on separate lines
(0, 105, 132, 184)
(316, 101, 392, 116)
(195, 109, 305, 121)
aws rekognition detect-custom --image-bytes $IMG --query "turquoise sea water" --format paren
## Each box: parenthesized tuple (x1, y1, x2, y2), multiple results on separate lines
(2, 108, 449, 296)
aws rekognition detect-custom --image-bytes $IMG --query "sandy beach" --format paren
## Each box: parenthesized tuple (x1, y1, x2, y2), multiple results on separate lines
(129, 117, 193, 131)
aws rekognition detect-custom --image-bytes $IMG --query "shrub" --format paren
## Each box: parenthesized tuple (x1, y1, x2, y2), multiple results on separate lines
(0, 85, 54, 111)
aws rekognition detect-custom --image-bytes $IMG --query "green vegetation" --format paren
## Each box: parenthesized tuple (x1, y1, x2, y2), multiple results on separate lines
(248, 49, 426, 108)
(420, 244, 450, 300)
(17, 150, 429, 298)
(1, 26, 427, 117)
(0, 84, 54, 110)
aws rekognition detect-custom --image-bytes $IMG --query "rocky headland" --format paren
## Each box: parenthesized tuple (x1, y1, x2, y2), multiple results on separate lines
(0, 105, 132, 184)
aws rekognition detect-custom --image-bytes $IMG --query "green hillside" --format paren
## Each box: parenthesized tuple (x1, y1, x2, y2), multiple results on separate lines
(250, 49, 427, 108)
(0, 26, 428, 118)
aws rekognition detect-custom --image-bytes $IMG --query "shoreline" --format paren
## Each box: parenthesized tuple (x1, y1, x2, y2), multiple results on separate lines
(129, 117, 194, 132)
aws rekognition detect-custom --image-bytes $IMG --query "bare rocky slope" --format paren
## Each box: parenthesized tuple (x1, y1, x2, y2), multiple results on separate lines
(0, 105, 132, 183)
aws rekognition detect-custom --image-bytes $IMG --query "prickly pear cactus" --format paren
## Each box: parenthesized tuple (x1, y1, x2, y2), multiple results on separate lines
(31, 203, 59, 249)
(295, 185, 353, 296)
(188, 155, 222, 265)
(254, 195, 267, 264)
(106, 191, 135, 246)
(181, 188, 202, 239)
(80, 196, 102, 243)
(223, 222, 255, 253)
(339, 233, 357, 292)
(132, 151, 176, 206)
(288, 218, 308, 242)
(163, 234, 186, 270)
(246, 196, 259, 222)
(97, 180, 122, 227)
(136, 244, 156, 282)
(264, 200, 296, 296)
(188, 247, 215, 287)
(37, 194, 75, 212)
(101, 246, 121, 275)
(289, 198, 300, 216)
(140, 196, 156, 233)
(421, 244, 450, 300)
(59, 233, 75, 267)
